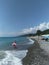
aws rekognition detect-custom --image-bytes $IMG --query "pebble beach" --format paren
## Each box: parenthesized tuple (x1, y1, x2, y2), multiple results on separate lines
(22, 36, 49, 65)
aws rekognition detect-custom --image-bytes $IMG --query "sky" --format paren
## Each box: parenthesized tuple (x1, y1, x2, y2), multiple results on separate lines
(0, 0, 49, 37)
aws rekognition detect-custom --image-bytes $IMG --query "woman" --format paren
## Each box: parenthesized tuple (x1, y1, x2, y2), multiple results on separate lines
(12, 41, 17, 48)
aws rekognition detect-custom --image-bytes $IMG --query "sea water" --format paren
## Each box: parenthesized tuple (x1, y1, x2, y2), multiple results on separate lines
(42, 34, 49, 39)
(0, 36, 34, 65)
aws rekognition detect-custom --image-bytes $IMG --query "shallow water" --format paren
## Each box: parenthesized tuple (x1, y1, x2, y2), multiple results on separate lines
(0, 37, 30, 50)
(0, 37, 34, 65)
(0, 50, 28, 65)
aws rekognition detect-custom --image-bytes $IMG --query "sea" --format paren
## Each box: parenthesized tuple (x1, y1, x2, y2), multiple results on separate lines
(42, 34, 49, 39)
(0, 36, 34, 65)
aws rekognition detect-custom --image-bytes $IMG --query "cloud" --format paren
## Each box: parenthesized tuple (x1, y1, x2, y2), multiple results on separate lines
(0, 22, 49, 36)
(0, 32, 19, 37)
(22, 28, 33, 34)
(21, 22, 49, 34)
(21, 27, 37, 34)
(47, 22, 49, 29)
(38, 22, 49, 31)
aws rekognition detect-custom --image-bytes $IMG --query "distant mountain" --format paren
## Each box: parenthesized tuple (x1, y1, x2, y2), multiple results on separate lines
(18, 29, 49, 37)
(18, 33, 34, 37)
(42, 29, 49, 34)
(36, 29, 49, 35)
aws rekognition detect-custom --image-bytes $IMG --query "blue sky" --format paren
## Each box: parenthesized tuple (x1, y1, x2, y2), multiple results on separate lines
(0, 0, 49, 36)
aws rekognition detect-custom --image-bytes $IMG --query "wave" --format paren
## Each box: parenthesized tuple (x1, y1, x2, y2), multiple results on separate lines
(0, 51, 22, 65)
(27, 37, 34, 44)
(0, 37, 33, 65)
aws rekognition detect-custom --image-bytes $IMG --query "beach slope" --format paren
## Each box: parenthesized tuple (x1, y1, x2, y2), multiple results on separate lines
(22, 37, 49, 65)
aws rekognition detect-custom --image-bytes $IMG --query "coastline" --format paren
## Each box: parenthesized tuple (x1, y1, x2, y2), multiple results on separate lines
(22, 36, 49, 65)
(0, 37, 34, 65)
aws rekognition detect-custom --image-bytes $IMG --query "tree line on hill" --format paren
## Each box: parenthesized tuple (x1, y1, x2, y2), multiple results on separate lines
(19, 29, 49, 37)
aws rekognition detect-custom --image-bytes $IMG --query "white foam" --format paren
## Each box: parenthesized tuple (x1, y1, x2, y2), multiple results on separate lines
(27, 37, 34, 44)
(42, 34, 49, 38)
(10, 50, 28, 59)
(42, 34, 49, 36)
(0, 51, 22, 65)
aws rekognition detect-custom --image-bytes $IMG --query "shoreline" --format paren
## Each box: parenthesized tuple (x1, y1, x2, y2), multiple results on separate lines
(0, 37, 34, 65)
(22, 37, 49, 65)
